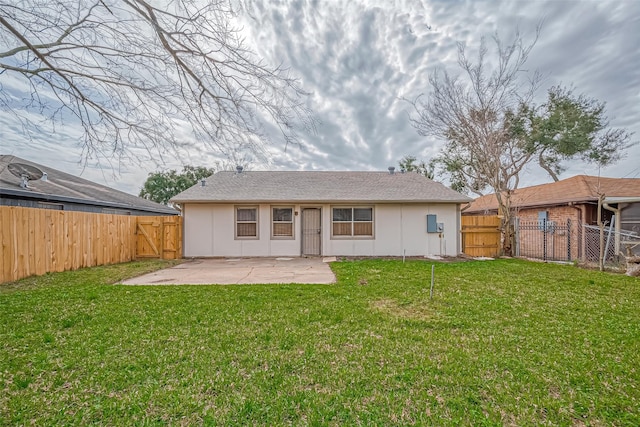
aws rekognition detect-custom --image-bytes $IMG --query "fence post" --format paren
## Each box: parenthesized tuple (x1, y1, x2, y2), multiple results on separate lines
(514, 217, 520, 257)
(578, 220, 583, 261)
(567, 219, 572, 261)
(543, 218, 547, 262)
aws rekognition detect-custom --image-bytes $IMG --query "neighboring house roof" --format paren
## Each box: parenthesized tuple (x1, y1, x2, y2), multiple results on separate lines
(465, 175, 640, 214)
(171, 170, 471, 204)
(0, 155, 177, 215)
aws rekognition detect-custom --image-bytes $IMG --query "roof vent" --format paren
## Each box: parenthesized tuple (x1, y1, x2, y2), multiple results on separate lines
(388, 166, 395, 175)
(200, 179, 206, 187)
(236, 165, 244, 174)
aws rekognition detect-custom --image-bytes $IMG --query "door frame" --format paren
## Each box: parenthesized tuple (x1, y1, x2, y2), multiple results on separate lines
(301, 207, 322, 256)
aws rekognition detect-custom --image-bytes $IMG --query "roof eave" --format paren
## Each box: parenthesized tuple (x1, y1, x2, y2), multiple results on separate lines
(465, 198, 601, 214)
(1, 188, 178, 215)
(172, 198, 471, 204)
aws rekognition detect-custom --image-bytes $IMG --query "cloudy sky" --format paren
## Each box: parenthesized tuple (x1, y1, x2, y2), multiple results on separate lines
(1, 0, 639, 195)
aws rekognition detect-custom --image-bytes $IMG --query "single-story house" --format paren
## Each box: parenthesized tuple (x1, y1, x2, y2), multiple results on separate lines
(171, 168, 471, 258)
(464, 175, 640, 259)
(0, 155, 177, 216)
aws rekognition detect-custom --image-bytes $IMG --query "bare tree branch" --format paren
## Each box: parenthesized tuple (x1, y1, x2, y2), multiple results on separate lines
(0, 0, 316, 165)
(406, 29, 542, 255)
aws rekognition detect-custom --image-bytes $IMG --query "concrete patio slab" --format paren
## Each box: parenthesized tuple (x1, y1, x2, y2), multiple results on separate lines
(120, 257, 336, 285)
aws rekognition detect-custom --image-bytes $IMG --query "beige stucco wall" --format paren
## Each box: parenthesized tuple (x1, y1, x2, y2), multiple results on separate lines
(182, 203, 461, 257)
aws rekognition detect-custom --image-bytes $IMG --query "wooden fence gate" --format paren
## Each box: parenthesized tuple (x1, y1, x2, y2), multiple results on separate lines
(136, 216, 182, 260)
(461, 215, 502, 257)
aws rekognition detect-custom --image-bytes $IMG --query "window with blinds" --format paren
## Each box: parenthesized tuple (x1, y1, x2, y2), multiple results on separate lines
(331, 207, 373, 238)
(271, 207, 294, 239)
(235, 207, 258, 239)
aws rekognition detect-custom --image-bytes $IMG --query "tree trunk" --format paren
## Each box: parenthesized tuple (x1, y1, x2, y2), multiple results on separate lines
(498, 191, 514, 256)
(538, 153, 560, 182)
(502, 217, 514, 256)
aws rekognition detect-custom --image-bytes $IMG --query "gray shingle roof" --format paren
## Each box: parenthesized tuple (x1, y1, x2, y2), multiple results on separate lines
(171, 171, 471, 204)
(0, 155, 177, 215)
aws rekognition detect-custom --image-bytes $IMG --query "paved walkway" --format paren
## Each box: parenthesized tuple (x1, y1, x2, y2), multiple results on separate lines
(120, 257, 337, 285)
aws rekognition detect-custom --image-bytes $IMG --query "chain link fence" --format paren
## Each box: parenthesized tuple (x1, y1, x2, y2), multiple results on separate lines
(583, 224, 640, 266)
(514, 217, 640, 267)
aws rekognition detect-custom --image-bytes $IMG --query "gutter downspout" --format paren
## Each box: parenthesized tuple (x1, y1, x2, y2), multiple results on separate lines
(175, 203, 185, 259)
(456, 204, 461, 255)
(602, 202, 620, 257)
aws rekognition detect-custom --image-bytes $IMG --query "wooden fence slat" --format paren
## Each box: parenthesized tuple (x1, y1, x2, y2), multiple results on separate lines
(1, 207, 15, 281)
(62, 210, 70, 272)
(34, 208, 44, 275)
(49, 210, 57, 274)
(43, 210, 52, 274)
(18, 207, 27, 279)
(94, 213, 101, 267)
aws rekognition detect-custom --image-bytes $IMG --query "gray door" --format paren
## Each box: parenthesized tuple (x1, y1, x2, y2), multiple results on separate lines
(302, 208, 321, 256)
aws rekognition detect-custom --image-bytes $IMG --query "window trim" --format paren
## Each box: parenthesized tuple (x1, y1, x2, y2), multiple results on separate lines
(235, 205, 259, 240)
(271, 206, 295, 240)
(330, 206, 374, 239)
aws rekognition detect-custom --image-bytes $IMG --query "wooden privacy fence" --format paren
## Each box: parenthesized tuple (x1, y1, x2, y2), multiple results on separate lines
(0, 206, 181, 283)
(461, 215, 502, 257)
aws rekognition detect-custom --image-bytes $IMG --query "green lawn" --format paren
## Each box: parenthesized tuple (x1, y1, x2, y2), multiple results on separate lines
(1, 259, 638, 426)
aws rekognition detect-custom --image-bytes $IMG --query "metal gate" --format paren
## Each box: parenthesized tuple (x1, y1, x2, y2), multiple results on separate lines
(302, 208, 321, 256)
(515, 218, 576, 262)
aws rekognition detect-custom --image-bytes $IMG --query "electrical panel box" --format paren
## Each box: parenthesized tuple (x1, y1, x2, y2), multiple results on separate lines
(427, 214, 438, 233)
(537, 211, 548, 230)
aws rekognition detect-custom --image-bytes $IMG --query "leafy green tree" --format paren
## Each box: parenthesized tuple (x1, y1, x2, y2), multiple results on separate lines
(139, 166, 215, 205)
(514, 86, 631, 181)
(398, 155, 435, 179)
(408, 30, 632, 255)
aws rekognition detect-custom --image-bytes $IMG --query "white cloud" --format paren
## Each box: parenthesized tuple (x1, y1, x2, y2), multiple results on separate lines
(2, 0, 639, 194)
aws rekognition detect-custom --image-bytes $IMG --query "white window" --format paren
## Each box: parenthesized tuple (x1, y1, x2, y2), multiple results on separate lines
(271, 207, 294, 239)
(235, 206, 258, 239)
(332, 207, 373, 238)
